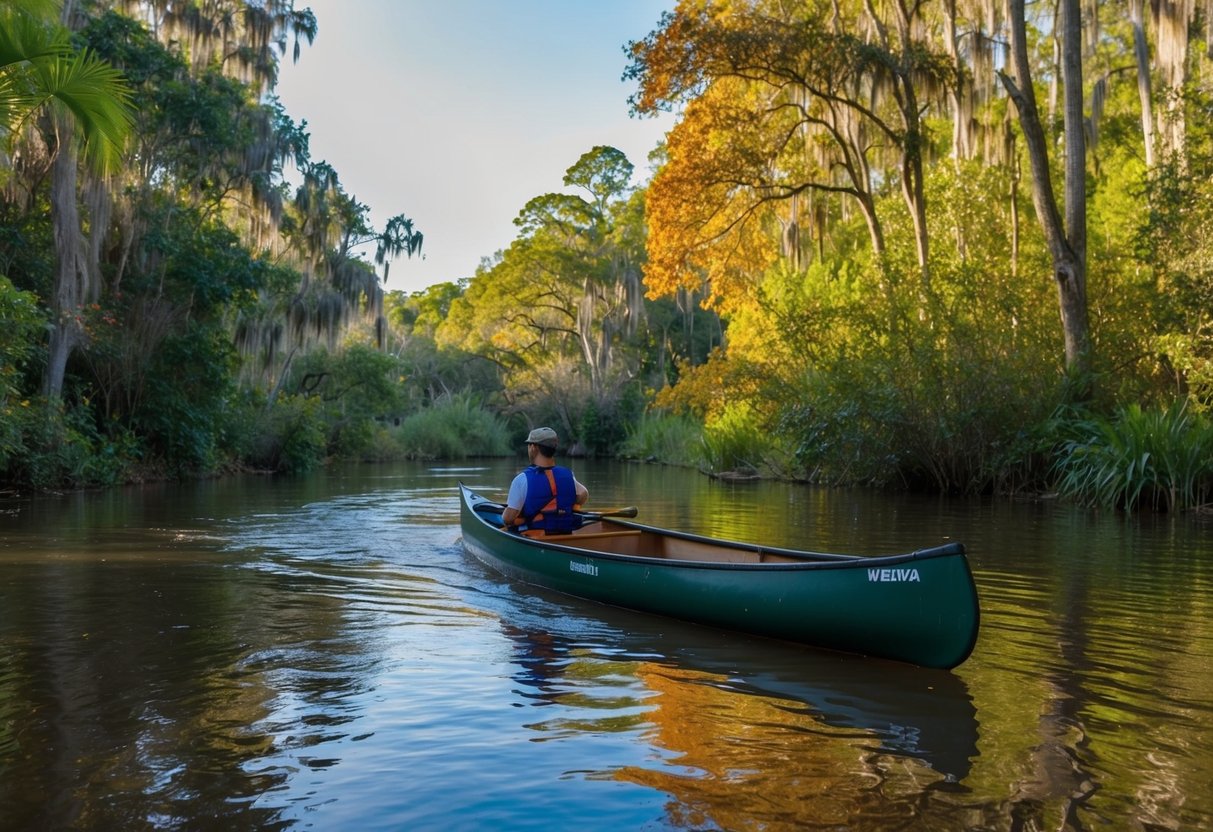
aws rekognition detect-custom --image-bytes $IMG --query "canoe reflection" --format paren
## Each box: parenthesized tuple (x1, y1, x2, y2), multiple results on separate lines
(501, 603, 977, 788)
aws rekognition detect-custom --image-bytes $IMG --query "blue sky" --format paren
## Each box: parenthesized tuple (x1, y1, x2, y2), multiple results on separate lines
(274, 0, 676, 294)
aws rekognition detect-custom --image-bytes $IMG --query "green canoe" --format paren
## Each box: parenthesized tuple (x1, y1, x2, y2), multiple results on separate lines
(459, 484, 980, 669)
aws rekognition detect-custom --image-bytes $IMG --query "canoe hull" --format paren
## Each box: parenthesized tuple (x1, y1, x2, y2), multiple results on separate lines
(459, 485, 979, 669)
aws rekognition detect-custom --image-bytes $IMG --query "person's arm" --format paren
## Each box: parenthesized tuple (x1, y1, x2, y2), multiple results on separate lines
(502, 474, 526, 526)
(574, 479, 589, 507)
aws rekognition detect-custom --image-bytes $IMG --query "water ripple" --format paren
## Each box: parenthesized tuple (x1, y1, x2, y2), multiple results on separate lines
(5, 464, 1213, 831)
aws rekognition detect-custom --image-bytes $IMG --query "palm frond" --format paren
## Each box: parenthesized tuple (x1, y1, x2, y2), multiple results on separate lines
(27, 48, 134, 171)
(0, 6, 71, 71)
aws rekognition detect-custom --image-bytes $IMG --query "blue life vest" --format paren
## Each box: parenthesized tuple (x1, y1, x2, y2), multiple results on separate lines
(520, 465, 577, 533)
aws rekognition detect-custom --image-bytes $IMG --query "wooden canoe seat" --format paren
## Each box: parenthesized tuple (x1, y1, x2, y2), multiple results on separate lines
(518, 528, 642, 541)
(516, 531, 645, 543)
(568, 530, 642, 542)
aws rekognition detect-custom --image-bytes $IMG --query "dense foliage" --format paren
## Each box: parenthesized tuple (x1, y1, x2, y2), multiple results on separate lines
(1, 1, 434, 487)
(616, 0, 1213, 507)
(3, 0, 1213, 511)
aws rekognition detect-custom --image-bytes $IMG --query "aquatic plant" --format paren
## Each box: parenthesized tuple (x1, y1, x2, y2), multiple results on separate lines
(618, 412, 703, 467)
(1051, 400, 1213, 511)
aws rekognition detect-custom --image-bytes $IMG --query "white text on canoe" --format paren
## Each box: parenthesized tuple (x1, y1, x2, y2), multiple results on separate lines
(867, 567, 921, 582)
(570, 561, 599, 577)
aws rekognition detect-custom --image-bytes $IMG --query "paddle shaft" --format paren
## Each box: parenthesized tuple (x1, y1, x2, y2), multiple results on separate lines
(479, 500, 637, 519)
(578, 506, 638, 519)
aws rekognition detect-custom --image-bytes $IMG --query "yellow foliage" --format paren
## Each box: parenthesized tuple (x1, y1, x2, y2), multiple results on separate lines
(654, 346, 763, 420)
(644, 83, 782, 314)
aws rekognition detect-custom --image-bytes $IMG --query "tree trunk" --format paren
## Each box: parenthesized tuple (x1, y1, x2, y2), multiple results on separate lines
(44, 129, 88, 400)
(892, 8, 930, 287)
(1128, 0, 1156, 168)
(1000, 0, 1092, 394)
(901, 129, 931, 289)
(1153, 0, 1193, 166)
(1061, 0, 1087, 275)
(853, 190, 886, 263)
(43, 1, 98, 401)
(1058, 0, 1091, 384)
(864, 0, 930, 288)
(1010, 147, 1021, 279)
(942, 0, 974, 161)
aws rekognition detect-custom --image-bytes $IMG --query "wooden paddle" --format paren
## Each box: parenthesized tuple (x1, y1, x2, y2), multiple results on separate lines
(577, 506, 639, 520)
(478, 500, 638, 519)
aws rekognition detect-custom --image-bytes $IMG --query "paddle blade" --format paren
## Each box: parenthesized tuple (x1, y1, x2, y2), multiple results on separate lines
(584, 506, 638, 518)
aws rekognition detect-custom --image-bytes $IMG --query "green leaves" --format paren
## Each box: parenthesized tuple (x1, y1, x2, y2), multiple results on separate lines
(0, 276, 44, 469)
(0, 4, 133, 173)
(1052, 402, 1213, 512)
(564, 145, 634, 211)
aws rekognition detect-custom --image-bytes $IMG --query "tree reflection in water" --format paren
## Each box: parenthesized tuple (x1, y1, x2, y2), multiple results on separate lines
(6, 461, 1212, 830)
(500, 613, 978, 831)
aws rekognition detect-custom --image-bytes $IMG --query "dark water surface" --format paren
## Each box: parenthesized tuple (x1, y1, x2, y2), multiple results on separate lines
(2, 460, 1211, 831)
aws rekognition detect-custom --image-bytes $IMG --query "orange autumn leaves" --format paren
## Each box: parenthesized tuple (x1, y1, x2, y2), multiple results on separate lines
(629, 0, 958, 314)
(643, 82, 783, 315)
(630, 1, 860, 315)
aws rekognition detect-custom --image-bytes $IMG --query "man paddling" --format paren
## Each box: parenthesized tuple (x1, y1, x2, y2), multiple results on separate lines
(502, 427, 589, 533)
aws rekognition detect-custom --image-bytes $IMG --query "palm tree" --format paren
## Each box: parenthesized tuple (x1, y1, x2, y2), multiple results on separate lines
(2, 0, 134, 400)
(1, 0, 132, 173)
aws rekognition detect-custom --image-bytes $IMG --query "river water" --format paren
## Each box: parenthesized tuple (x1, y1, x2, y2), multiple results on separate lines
(1, 459, 1211, 831)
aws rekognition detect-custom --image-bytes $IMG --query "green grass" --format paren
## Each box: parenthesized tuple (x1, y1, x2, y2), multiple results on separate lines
(618, 412, 704, 467)
(1051, 400, 1213, 512)
(395, 393, 512, 459)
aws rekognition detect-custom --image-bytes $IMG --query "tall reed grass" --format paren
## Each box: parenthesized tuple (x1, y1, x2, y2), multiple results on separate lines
(700, 404, 798, 478)
(618, 412, 703, 467)
(1051, 400, 1213, 512)
(700, 410, 764, 476)
(395, 393, 512, 459)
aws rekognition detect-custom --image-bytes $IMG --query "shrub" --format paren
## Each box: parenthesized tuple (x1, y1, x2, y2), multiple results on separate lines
(776, 365, 904, 487)
(619, 411, 703, 467)
(133, 326, 236, 475)
(0, 398, 118, 489)
(242, 394, 328, 474)
(0, 275, 42, 400)
(1051, 400, 1213, 511)
(395, 393, 512, 459)
(578, 391, 641, 457)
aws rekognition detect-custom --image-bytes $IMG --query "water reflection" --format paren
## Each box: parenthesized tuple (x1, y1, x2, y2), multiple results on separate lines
(0, 559, 301, 831)
(4, 461, 1213, 831)
(497, 593, 979, 831)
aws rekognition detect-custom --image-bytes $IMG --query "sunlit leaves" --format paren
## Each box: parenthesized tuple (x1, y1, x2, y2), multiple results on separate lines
(644, 81, 782, 312)
(629, 0, 957, 310)
(0, 4, 133, 173)
(564, 145, 634, 211)
(0, 275, 43, 410)
(433, 145, 663, 443)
